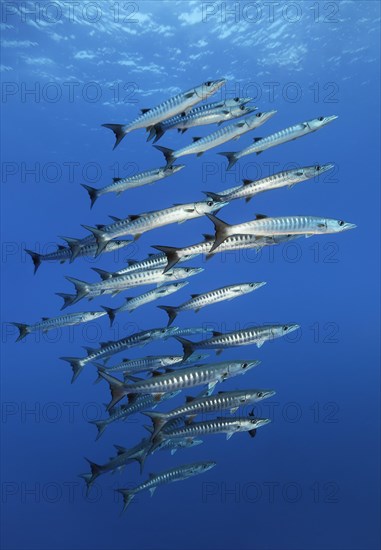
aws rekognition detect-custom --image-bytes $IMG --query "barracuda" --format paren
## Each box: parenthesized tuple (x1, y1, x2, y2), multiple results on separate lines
(144, 389, 276, 439)
(80, 198, 229, 256)
(62, 266, 203, 307)
(219, 115, 338, 169)
(102, 79, 226, 149)
(154, 111, 277, 167)
(176, 324, 300, 360)
(102, 282, 189, 326)
(93, 353, 210, 383)
(10, 311, 106, 342)
(82, 165, 186, 208)
(89, 391, 180, 440)
(116, 461, 216, 512)
(99, 359, 260, 410)
(153, 233, 300, 272)
(206, 213, 357, 252)
(60, 326, 182, 383)
(149, 99, 256, 142)
(24, 239, 132, 274)
(158, 282, 266, 326)
(204, 164, 335, 203)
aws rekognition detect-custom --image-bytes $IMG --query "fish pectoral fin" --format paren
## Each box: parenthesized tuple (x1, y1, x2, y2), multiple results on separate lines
(196, 152, 204, 157)
(256, 339, 265, 348)
(215, 349, 224, 356)
(152, 393, 165, 402)
(207, 381, 217, 392)
(230, 407, 239, 414)
(170, 449, 177, 455)
(149, 487, 157, 497)
(226, 433, 234, 440)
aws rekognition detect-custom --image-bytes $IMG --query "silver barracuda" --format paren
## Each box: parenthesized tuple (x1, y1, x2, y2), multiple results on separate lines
(158, 282, 266, 326)
(99, 359, 260, 410)
(89, 391, 180, 440)
(82, 165, 186, 209)
(144, 389, 276, 439)
(176, 324, 300, 360)
(206, 213, 357, 252)
(151, 417, 271, 453)
(116, 461, 216, 512)
(62, 267, 203, 307)
(101, 282, 188, 326)
(154, 111, 277, 167)
(24, 239, 132, 274)
(153, 233, 301, 272)
(60, 326, 183, 383)
(102, 79, 226, 149)
(149, 99, 256, 142)
(80, 198, 229, 256)
(93, 353, 210, 382)
(219, 115, 338, 169)
(10, 311, 106, 342)
(204, 164, 335, 203)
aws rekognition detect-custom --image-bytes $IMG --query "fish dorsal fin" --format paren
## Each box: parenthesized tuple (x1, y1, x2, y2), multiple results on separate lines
(185, 395, 195, 403)
(109, 215, 121, 222)
(235, 121, 245, 127)
(192, 137, 202, 143)
(41, 317, 49, 321)
(255, 214, 268, 220)
(202, 233, 214, 241)
(184, 91, 195, 99)
(126, 259, 138, 265)
(114, 444, 127, 455)
(148, 472, 155, 480)
(112, 177, 123, 183)
(128, 214, 140, 221)
(190, 294, 200, 299)
(242, 179, 253, 186)
(95, 224, 106, 230)
(212, 331, 223, 337)
(140, 108, 151, 114)
(126, 393, 139, 403)
(152, 370, 162, 377)
(148, 253, 156, 257)
(253, 137, 262, 142)
(222, 110, 230, 115)
(57, 245, 66, 250)
(217, 391, 227, 394)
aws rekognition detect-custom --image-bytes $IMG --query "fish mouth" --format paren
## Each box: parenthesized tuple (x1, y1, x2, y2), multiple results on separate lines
(286, 324, 300, 334)
(239, 97, 254, 104)
(343, 222, 357, 231)
(324, 115, 339, 124)
(168, 164, 186, 173)
(319, 163, 335, 173)
(256, 418, 271, 428)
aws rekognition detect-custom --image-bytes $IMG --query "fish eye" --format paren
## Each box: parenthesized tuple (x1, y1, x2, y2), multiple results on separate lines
(318, 116, 324, 121)
(256, 112, 262, 117)
(207, 201, 213, 207)
(250, 419, 256, 424)
(205, 81, 212, 86)
(283, 325, 289, 331)
(240, 105, 245, 110)
(315, 165, 321, 171)
(257, 392, 263, 398)
(249, 283, 255, 287)
(234, 97, 239, 101)
(242, 362, 248, 369)
(338, 220, 345, 226)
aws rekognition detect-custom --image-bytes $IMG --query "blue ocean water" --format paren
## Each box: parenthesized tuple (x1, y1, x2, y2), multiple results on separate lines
(1, 1, 380, 549)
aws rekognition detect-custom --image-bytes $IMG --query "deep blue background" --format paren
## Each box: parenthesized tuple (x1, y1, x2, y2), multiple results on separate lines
(1, 2, 380, 549)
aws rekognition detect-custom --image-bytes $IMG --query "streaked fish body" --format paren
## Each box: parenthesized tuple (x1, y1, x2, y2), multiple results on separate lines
(60, 327, 181, 383)
(63, 267, 203, 306)
(145, 389, 276, 438)
(159, 282, 266, 326)
(116, 461, 216, 511)
(204, 164, 335, 203)
(206, 213, 357, 252)
(154, 111, 277, 166)
(24, 239, 132, 273)
(219, 115, 338, 169)
(81, 199, 228, 256)
(82, 165, 186, 208)
(100, 360, 260, 410)
(150, 100, 256, 142)
(102, 79, 226, 149)
(102, 282, 189, 326)
(176, 324, 299, 360)
(10, 311, 106, 342)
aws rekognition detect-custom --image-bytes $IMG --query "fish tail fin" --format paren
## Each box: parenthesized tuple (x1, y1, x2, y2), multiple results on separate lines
(10, 322, 31, 342)
(81, 184, 99, 209)
(79, 458, 103, 495)
(60, 356, 85, 383)
(141, 411, 169, 440)
(152, 245, 181, 272)
(152, 125, 164, 143)
(218, 151, 238, 170)
(89, 419, 107, 441)
(205, 213, 232, 253)
(65, 277, 89, 305)
(78, 473, 94, 496)
(202, 190, 225, 202)
(157, 305, 178, 327)
(115, 488, 135, 513)
(154, 145, 175, 167)
(174, 336, 195, 361)
(101, 305, 117, 327)
(81, 225, 109, 257)
(97, 371, 126, 410)
(55, 292, 77, 310)
(93, 363, 106, 384)
(24, 249, 42, 274)
(101, 123, 127, 150)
